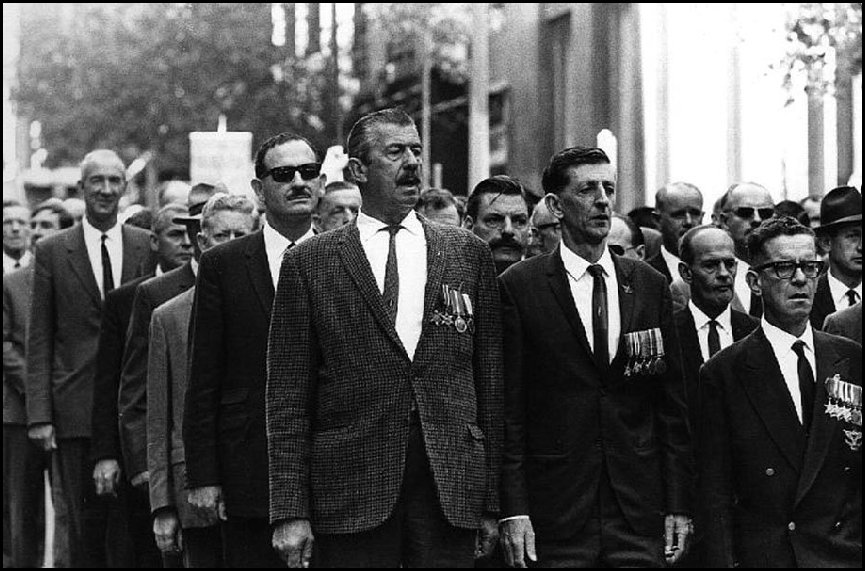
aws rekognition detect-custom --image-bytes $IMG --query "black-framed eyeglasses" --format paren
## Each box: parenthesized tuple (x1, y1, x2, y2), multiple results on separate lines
(261, 163, 321, 182)
(732, 206, 774, 220)
(753, 259, 824, 279)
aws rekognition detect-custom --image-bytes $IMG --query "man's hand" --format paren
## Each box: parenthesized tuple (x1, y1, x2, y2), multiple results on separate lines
(475, 514, 499, 559)
(153, 510, 182, 554)
(93, 459, 122, 496)
(27, 423, 56, 452)
(130, 470, 150, 490)
(664, 513, 693, 565)
(500, 517, 537, 568)
(273, 519, 314, 568)
(187, 485, 227, 522)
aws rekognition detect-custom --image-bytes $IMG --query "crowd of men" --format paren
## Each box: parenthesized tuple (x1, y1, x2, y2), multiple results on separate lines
(3, 107, 861, 568)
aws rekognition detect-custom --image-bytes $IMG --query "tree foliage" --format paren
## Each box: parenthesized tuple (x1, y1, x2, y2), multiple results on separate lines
(13, 3, 332, 176)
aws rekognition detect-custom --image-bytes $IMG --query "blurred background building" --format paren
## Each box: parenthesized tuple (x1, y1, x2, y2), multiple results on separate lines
(4, 3, 862, 212)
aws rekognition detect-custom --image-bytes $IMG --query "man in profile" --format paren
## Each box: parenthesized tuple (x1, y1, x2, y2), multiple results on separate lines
(607, 213, 645, 261)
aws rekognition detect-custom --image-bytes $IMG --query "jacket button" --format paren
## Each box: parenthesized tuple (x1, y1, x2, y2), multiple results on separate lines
(844, 466, 851, 472)
(834, 521, 842, 529)
(765, 468, 775, 476)
(787, 522, 796, 532)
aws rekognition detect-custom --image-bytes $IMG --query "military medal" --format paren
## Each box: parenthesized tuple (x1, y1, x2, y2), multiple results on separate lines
(453, 289, 467, 333)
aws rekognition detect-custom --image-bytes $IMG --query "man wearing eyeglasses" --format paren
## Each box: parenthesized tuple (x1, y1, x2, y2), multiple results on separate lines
(810, 186, 862, 330)
(526, 199, 561, 258)
(699, 216, 862, 568)
(719, 182, 776, 317)
(183, 133, 323, 567)
(650, 182, 704, 283)
(463, 176, 531, 275)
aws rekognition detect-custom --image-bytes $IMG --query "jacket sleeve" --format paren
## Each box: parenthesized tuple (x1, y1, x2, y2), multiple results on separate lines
(118, 285, 155, 479)
(183, 249, 225, 489)
(3, 277, 26, 397)
(147, 308, 174, 513)
(266, 249, 318, 523)
(90, 291, 124, 462)
(472, 241, 503, 515)
(26, 239, 55, 427)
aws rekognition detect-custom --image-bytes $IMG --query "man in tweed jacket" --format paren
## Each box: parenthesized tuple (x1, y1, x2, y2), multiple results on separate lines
(267, 108, 503, 567)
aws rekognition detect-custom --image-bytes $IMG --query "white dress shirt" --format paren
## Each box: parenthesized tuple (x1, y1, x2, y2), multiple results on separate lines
(357, 211, 427, 361)
(560, 243, 621, 362)
(734, 258, 753, 313)
(82, 217, 122, 298)
(264, 221, 315, 289)
(762, 319, 816, 424)
(661, 246, 682, 280)
(3, 250, 32, 273)
(688, 301, 733, 362)
(827, 270, 862, 309)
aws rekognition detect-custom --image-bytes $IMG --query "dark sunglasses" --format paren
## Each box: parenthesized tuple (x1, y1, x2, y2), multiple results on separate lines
(732, 206, 774, 220)
(262, 163, 321, 182)
(753, 259, 824, 279)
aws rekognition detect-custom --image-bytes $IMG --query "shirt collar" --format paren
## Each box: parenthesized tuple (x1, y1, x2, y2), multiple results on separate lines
(827, 269, 862, 305)
(263, 220, 296, 259)
(661, 245, 681, 276)
(4, 250, 32, 268)
(357, 210, 424, 244)
(689, 300, 732, 332)
(82, 216, 121, 243)
(762, 317, 815, 356)
(560, 242, 616, 281)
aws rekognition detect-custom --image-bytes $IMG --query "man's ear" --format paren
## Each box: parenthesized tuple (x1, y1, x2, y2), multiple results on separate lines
(746, 268, 762, 297)
(149, 231, 159, 253)
(635, 244, 646, 261)
(347, 158, 367, 184)
(251, 178, 264, 204)
(197, 232, 207, 254)
(544, 193, 563, 220)
(462, 215, 474, 231)
(678, 261, 692, 284)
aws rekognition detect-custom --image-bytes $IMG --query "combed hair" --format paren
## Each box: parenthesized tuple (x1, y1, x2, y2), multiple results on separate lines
(201, 193, 260, 232)
(32, 200, 74, 229)
(747, 216, 814, 266)
(655, 181, 702, 210)
(613, 213, 645, 248)
(80, 149, 125, 180)
(152, 204, 188, 233)
(416, 188, 457, 213)
(346, 108, 416, 163)
(541, 147, 610, 195)
(254, 133, 319, 179)
(324, 181, 359, 195)
(466, 176, 527, 221)
(679, 224, 732, 266)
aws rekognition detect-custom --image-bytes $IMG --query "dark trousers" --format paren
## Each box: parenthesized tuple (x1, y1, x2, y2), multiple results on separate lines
(3, 425, 47, 568)
(183, 525, 224, 568)
(52, 438, 135, 568)
(221, 517, 282, 568)
(535, 468, 665, 568)
(316, 413, 476, 568)
(124, 484, 165, 568)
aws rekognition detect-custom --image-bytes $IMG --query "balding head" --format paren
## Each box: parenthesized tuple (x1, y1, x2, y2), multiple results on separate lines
(655, 182, 703, 256)
(720, 182, 774, 261)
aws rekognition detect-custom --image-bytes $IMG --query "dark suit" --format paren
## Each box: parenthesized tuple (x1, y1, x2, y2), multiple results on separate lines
(266, 221, 502, 562)
(148, 288, 222, 567)
(673, 306, 758, 434)
(3, 266, 47, 568)
(823, 302, 862, 345)
(184, 232, 281, 567)
(26, 223, 154, 567)
(810, 273, 836, 330)
(498, 248, 692, 565)
(699, 328, 862, 568)
(648, 250, 674, 283)
(117, 262, 195, 481)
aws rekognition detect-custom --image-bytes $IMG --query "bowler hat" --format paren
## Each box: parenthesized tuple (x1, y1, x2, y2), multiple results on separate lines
(817, 186, 861, 232)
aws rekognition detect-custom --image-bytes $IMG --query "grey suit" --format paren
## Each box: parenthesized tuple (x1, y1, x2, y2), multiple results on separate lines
(823, 301, 862, 345)
(26, 223, 154, 567)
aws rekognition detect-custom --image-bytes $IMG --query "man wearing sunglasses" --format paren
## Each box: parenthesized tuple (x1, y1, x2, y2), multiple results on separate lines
(810, 186, 862, 330)
(720, 182, 776, 317)
(699, 216, 861, 568)
(267, 108, 502, 567)
(184, 133, 323, 567)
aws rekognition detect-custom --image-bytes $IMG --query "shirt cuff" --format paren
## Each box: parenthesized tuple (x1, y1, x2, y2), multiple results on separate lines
(498, 515, 530, 524)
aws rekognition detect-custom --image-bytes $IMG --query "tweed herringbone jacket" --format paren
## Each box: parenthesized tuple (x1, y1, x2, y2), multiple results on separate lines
(266, 219, 503, 534)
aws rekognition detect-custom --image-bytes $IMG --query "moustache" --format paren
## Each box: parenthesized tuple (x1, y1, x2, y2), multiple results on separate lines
(490, 236, 523, 251)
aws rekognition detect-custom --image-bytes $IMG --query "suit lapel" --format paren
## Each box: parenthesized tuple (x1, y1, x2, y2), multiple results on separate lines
(546, 248, 593, 359)
(65, 226, 101, 306)
(731, 309, 758, 341)
(795, 334, 845, 505)
(338, 225, 406, 356)
(677, 307, 704, 366)
(420, 221, 446, 339)
(740, 329, 806, 471)
(245, 232, 275, 318)
(812, 274, 835, 326)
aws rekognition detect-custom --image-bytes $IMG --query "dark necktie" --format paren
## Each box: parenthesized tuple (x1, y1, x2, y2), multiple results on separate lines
(101, 234, 115, 297)
(792, 340, 815, 434)
(587, 264, 608, 367)
(749, 290, 763, 318)
(382, 225, 401, 324)
(707, 319, 721, 358)
(14, 260, 21, 269)
(846, 289, 859, 307)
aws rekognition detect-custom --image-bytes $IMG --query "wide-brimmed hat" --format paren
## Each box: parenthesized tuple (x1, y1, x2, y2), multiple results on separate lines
(817, 186, 861, 232)
(173, 182, 220, 224)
